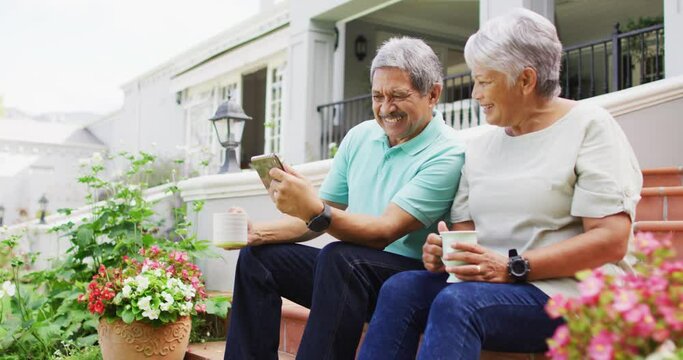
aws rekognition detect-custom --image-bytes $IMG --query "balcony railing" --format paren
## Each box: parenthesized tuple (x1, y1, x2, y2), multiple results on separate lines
(318, 23, 664, 160)
(562, 23, 664, 100)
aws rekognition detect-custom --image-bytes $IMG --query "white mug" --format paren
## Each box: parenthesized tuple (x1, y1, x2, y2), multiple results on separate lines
(213, 212, 248, 249)
(440, 231, 478, 283)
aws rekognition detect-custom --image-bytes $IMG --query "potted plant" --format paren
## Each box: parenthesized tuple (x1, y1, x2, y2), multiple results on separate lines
(82, 245, 208, 359)
(545, 232, 683, 360)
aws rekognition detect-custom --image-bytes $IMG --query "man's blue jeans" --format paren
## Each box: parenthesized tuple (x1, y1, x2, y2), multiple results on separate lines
(223, 242, 423, 360)
(357, 271, 563, 360)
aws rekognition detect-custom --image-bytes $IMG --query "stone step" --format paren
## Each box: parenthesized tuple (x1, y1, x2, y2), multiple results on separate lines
(634, 220, 683, 260)
(636, 186, 683, 221)
(185, 341, 294, 360)
(642, 167, 683, 187)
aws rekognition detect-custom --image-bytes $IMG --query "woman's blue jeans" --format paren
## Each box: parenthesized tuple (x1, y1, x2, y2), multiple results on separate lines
(223, 242, 423, 360)
(357, 271, 563, 360)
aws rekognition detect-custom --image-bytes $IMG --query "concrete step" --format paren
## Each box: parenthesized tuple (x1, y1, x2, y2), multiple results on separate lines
(636, 186, 683, 221)
(642, 167, 683, 187)
(634, 220, 683, 260)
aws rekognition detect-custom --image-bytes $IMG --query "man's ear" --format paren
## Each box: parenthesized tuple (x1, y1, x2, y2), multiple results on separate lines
(518, 67, 537, 95)
(429, 84, 443, 106)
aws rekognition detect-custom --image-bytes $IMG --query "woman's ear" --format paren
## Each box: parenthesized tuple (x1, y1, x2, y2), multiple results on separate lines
(519, 67, 538, 95)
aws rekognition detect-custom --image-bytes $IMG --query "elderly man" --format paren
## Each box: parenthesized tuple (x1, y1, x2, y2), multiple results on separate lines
(224, 37, 466, 360)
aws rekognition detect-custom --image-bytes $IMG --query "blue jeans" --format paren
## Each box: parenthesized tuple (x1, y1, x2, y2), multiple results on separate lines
(357, 271, 563, 360)
(224, 242, 424, 360)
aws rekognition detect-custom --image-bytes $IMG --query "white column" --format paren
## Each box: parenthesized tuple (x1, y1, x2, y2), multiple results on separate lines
(664, 0, 683, 78)
(332, 21, 347, 103)
(480, 0, 554, 25)
(281, 21, 336, 164)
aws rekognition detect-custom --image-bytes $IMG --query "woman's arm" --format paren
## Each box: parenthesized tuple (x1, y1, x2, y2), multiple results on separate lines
(447, 212, 631, 282)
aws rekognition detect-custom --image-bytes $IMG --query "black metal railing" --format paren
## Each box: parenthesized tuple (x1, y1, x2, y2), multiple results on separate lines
(318, 23, 664, 159)
(561, 23, 664, 100)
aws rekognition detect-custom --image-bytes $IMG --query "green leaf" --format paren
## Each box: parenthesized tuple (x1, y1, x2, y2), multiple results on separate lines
(205, 296, 231, 318)
(121, 309, 135, 324)
(76, 333, 99, 346)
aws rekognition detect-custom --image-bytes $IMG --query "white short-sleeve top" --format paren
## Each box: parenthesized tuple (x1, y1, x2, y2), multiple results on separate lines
(450, 102, 643, 297)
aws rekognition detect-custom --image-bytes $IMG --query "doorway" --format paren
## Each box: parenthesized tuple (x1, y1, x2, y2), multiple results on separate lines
(241, 68, 267, 168)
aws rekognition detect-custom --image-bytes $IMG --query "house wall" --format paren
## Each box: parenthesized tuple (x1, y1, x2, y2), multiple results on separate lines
(665, 0, 683, 77)
(615, 97, 683, 168)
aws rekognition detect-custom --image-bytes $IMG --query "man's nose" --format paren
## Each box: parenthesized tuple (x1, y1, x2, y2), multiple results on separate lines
(379, 98, 397, 114)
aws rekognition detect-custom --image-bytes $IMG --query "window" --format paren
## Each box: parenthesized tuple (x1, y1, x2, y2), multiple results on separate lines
(265, 62, 285, 154)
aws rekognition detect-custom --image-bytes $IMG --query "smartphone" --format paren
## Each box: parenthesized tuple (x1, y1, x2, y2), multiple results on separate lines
(250, 153, 285, 190)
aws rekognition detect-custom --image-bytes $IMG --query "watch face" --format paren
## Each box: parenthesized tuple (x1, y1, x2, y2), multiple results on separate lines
(511, 260, 527, 275)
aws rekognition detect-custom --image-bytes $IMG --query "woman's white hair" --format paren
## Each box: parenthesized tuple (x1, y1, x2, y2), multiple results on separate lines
(464, 8, 562, 98)
(371, 37, 443, 96)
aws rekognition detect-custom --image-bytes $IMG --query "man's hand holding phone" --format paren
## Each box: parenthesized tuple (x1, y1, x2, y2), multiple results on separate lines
(269, 164, 324, 222)
(250, 153, 324, 223)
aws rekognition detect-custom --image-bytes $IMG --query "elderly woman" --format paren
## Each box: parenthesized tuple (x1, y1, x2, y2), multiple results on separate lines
(357, 8, 642, 359)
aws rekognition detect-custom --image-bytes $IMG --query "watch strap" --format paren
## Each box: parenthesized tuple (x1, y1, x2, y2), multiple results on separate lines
(307, 202, 332, 232)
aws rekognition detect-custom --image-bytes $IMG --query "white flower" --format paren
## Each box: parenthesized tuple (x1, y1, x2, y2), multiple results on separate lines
(91, 152, 103, 164)
(135, 275, 149, 292)
(328, 142, 337, 150)
(123, 277, 134, 285)
(0, 281, 16, 298)
(160, 292, 174, 311)
(113, 293, 123, 305)
(182, 284, 196, 299)
(137, 296, 152, 311)
(152, 269, 162, 277)
(179, 301, 193, 315)
(121, 285, 132, 298)
(142, 308, 160, 320)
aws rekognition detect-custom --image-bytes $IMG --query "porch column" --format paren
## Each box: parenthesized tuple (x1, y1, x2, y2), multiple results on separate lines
(664, 0, 683, 77)
(282, 20, 336, 164)
(479, 0, 554, 24)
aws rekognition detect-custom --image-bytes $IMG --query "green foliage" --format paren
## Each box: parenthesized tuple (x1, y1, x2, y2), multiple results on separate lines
(0, 152, 226, 359)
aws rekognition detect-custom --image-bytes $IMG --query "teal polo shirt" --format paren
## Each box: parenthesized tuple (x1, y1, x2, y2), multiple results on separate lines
(319, 110, 466, 259)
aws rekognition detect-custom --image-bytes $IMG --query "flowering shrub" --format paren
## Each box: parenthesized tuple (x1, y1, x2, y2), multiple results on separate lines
(82, 246, 208, 326)
(545, 232, 683, 359)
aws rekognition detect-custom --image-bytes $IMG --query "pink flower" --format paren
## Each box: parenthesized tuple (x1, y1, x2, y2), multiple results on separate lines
(588, 331, 615, 360)
(578, 271, 604, 304)
(612, 289, 638, 313)
(139, 248, 146, 255)
(149, 245, 161, 255)
(551, 325, 570, 347)
(546, 295, 570, 319)
(195, 303, 206, 313)
(633, 232, 662, 255)
(652, 328, 670, 342)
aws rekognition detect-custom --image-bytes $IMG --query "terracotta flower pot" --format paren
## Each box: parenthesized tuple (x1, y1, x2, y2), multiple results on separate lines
(98, 316, 191, 360)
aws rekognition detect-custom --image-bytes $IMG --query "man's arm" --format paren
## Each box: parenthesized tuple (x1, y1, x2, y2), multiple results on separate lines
(269, 165, 424, 249)
(249, 201, 347, 246)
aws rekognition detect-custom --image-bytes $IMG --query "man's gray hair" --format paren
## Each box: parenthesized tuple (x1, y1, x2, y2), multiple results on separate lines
(464, 8, 562, 98)
(370, 37, 443, 95)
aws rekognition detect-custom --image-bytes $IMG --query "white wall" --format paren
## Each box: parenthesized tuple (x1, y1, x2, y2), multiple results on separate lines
(665, 0, 683, 77)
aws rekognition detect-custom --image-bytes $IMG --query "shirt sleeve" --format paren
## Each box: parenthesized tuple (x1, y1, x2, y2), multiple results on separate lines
(571, 107, 643, 221)
(318, 129, 352, 205)
(449, 161, 471, 223)
(392, 146, 465, 226)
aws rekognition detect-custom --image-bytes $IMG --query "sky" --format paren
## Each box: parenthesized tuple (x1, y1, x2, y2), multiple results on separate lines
(0, 0, 259, 116)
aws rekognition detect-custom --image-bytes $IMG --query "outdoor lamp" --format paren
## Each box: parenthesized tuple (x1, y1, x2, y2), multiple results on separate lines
(354, 35, 368, 61)
(208, 98, 252, 173)
(0, 205, 5, 226)
(38, 194, 48, 224)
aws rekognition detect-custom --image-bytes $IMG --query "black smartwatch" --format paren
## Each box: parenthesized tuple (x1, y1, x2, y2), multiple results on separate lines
(508, 249, 530, 283)
(307, 202, 332, 232)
